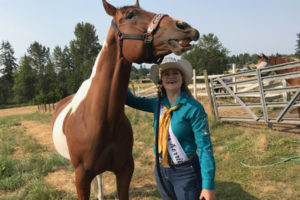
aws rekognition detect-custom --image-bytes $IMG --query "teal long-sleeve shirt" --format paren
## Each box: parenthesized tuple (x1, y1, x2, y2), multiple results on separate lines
(126, 90, 215, 189)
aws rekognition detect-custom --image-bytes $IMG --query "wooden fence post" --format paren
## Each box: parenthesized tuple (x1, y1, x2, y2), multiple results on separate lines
(203, 70, 216, 117)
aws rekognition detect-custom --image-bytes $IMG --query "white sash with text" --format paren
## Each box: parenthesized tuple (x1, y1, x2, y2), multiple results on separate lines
(160, 106, 188, 165)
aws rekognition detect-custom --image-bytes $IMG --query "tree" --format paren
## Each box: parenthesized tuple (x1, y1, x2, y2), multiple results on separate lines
(13, 56, 36, 103)
(70, 22, 102, 89)
(228, 53, 259, 68)
(27, 42, 50, 94)
(295, 33, 300, 59)
(0, 41, 18, 103)
(53, 46, 74, 98)
(182, 33, 229, 75)
(138, 64, 149, 78)
(27, 42, 57, 103)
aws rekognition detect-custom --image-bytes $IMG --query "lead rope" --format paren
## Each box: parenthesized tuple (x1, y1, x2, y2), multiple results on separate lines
(155, 68, 174, 200)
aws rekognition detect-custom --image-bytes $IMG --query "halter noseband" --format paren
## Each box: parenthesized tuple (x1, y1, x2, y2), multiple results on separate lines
(111, 14, 167, 64)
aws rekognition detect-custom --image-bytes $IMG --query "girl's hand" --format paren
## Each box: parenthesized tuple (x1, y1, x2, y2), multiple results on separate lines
(199, 189, 216, 200)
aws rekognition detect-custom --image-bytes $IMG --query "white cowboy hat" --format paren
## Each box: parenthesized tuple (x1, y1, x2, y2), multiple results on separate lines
(150, 59, 193, 85)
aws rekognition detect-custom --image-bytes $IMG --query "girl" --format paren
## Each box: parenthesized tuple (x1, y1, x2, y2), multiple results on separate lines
(126, 59, 216, 200)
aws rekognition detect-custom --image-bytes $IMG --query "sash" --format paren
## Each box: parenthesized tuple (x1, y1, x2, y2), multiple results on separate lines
(160, 106, 188, 165)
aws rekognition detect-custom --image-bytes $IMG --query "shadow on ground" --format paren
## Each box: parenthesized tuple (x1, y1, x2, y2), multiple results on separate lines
(104, 184, 160, 199)
(215, 181, 259, 200)
(103, 181, 259, 200)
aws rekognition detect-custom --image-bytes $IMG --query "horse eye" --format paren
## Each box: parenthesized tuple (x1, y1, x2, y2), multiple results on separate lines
(126, 12, 135, 19)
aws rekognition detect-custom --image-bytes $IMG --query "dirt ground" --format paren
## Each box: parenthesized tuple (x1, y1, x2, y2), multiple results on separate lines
(0, 103, 299, 198)
(0, 106, 126, 197)
(0, 105, 37, 117)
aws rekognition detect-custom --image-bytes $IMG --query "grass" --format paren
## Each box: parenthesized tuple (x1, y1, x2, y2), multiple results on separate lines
(210, 120, 299, 200)
(0, 107, 299, 199)
(0, 112, 75, 200)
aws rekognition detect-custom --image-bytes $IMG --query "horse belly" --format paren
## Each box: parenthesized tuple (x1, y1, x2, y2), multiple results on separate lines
(53, 103, 71, 159)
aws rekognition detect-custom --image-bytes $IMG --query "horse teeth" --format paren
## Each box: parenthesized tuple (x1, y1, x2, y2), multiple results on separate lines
(179, 40, 190, 47)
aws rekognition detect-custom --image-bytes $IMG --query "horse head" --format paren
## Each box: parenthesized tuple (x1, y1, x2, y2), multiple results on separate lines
(103, 0, 199, 64)
(256, 53, 270, 69)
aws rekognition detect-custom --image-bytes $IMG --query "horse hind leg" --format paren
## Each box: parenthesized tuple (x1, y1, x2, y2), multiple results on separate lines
(91, 174, 104, 200)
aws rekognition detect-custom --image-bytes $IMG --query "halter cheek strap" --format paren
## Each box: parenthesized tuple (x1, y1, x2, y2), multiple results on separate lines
(111, 14, 167, 64)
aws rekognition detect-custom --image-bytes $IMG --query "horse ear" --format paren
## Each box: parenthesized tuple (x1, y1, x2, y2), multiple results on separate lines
(134, 0, 140, 7)
(257, 54, 262, 59)
(103, 0, 116, 16)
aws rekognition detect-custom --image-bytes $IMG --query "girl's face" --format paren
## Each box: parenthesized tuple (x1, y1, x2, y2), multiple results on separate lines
(161, 68, 183, 92)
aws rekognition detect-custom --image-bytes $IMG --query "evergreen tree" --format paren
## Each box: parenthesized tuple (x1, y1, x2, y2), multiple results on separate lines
(53, 46, 74, 98)
(27, 42, 57, 103)
(295, 33, 300, 59)
(182, 33, 229, 75)
(0, 41, 18, 103)
(0, 77, 10, 104)
(27, 42, 50, 95)
(228, 53, 259, 68)
(138, 64, 149, 78)
(70, 22, 102, 89)
(13, 56, 36, 103)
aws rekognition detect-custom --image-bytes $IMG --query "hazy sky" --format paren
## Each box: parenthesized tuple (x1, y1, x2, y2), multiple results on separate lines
(1, 0, 300, 62)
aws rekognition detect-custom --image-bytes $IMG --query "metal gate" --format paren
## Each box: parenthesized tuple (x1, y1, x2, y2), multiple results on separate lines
(210, 61, 300, 125)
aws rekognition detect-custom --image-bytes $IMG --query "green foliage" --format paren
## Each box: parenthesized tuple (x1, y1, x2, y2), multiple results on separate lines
(130, 65, 150, 80)
(228, 53, 259, 68)
(0, 41, 18, 104)
(13, 56, 36, 103)
(53, 46, 74, 97)
(182, 33, 229, 75)
(2, 22, 103, 106)
(70, 22, 102, 89)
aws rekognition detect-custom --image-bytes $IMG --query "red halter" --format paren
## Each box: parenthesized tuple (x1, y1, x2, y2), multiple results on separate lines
(111, 14, 167, 64)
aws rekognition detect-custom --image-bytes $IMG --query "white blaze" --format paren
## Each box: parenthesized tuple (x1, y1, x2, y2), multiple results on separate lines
(256, 61, 269, 69)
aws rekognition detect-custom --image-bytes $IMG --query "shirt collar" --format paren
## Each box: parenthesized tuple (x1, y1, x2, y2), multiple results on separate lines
(161, 91, 188, 108)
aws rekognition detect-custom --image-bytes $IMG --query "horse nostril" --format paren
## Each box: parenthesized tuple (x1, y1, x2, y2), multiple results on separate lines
(176, 21, 190, 30)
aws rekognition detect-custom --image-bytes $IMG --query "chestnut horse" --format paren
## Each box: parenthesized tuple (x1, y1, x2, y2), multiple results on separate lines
(256, 54, 300, 118)
(52, 0, 199, 199)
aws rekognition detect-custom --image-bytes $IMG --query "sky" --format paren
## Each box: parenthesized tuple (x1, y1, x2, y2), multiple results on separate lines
(1, 0, 300, 63)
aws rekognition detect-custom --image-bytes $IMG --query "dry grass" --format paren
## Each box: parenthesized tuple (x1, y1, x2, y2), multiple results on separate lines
(0, 104, 299, 200)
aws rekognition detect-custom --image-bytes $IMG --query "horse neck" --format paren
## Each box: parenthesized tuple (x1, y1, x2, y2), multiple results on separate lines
(270, 56, 294, 74)
(269, 56, 293, 65)
(85, 30, 132, 122)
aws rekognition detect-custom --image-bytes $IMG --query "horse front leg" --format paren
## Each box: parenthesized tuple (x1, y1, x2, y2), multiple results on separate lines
(75, 165, 93, 200)
(115, 157, 134, 200)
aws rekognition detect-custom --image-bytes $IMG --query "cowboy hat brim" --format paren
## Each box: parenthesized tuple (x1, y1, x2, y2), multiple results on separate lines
(150, 59, 193, 85)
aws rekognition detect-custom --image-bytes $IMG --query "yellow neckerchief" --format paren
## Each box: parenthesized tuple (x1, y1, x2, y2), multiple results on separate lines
(158, 104, 181, 167)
